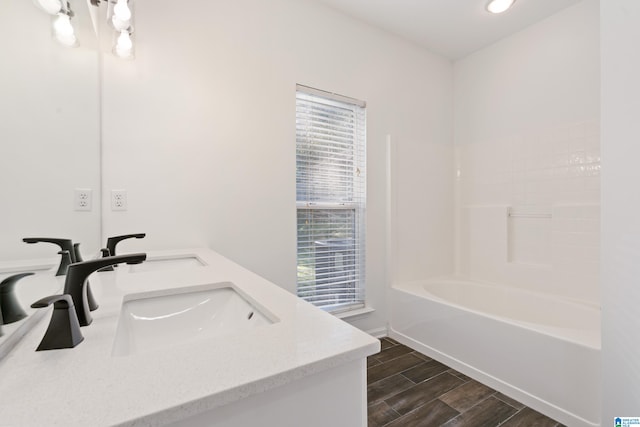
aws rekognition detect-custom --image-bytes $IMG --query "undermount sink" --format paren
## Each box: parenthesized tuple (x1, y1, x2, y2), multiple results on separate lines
(127, 255, 206, 273)
(112, 282, 275, 357)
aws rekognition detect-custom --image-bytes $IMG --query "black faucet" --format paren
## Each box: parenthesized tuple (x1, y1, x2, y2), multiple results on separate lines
(98, 248, 114, 272)
(0, 272, 35, 325)
(64, 253, 147, 326)
(31, 295, 84, 351)
(54, 249, 99, 311)
(58, 250, 73, 276)
(105, 233, 146, 258)
(73, 243, 84, 262)
(23, 238, 76, 276)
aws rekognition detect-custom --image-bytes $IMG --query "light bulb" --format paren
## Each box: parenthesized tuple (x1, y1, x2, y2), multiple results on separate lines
(53, 13, 74, 37)
(114, 30, 133, 58)
(113, 0, 132, 22)
(53, 13, 77, 46)
(112, 15, 130, 31)
(486, 0, 516, 14)
(54, 30, 77, 47)
(116, 30, 133, 50)
(34, 0, 62, 15)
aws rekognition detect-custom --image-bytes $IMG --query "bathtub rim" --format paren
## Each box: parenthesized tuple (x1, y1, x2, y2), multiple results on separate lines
(392, 276, 601, 350)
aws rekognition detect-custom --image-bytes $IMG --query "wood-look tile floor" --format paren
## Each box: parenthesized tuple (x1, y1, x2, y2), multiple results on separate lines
(368, 338, 565, 427)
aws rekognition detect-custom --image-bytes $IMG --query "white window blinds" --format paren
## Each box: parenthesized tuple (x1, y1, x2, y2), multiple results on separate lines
(296, 85, 366, 313)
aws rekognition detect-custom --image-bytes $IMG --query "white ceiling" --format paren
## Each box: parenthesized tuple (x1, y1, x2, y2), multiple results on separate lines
(311, 0, 584, 59)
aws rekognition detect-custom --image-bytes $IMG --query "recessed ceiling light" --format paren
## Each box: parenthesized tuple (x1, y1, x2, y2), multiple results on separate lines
(486, 0, 516, 14)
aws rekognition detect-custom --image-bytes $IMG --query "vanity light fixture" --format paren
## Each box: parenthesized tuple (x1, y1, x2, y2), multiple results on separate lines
(111, 0, 131, 31)
(33, 0, 78, 47)
(106, 0, 135, 59)
(32, 0, 138, 57)
(52, 3, 77, 47)
(486, 0, 516, 14)
(53, 12, 77, 47)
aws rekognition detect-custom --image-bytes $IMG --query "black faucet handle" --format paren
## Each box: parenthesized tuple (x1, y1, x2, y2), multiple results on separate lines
(97, 248, 114, 272)
(31, 294, 84, 351)
(56, 250, 73, 276)
(0, 272, 35, 324)
(31, 294, 70, 309)
(105, 233, 146, 257)
(73, 243, 84, 263)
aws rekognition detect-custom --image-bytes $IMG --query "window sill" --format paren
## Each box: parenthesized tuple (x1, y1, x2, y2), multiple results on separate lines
(333, 306, 375, 320)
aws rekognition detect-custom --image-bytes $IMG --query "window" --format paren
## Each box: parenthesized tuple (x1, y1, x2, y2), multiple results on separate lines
(295, 85, 366, 313)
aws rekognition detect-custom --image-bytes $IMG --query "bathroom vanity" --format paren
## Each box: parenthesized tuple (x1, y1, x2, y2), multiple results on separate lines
(0, 248, 379, 426)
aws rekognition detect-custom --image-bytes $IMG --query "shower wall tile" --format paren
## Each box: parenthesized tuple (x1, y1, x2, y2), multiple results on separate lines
(551, 205, 600, 303)
(456, 121, 600, 304)
(508, 218, 552, 266)
(459, 122, 600, 207)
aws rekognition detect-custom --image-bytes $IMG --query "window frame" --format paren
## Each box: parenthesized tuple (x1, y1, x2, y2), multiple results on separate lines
(295, 84, 367, 314)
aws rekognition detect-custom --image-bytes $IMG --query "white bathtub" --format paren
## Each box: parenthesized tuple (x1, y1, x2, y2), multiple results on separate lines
(390, 277, 600, 427)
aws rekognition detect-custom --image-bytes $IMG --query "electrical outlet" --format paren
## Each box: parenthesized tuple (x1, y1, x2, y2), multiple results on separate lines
(111, 189, 127, 211)
(74, 188, 92, 211)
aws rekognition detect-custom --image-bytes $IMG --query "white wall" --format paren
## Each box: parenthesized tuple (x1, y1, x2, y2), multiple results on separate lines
(0, 0, 101, 262)
(101, 0, 453, 333)
(601, 0, 640, 419)
(94, 0, 640, 420)
(453, 0, 600, 303)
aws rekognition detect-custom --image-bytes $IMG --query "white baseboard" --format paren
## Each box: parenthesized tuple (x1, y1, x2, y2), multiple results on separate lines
(365, 326, 388, 338)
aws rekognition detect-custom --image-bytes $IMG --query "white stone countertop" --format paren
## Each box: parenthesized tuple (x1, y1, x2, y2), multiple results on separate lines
(0, 248, 379, 426)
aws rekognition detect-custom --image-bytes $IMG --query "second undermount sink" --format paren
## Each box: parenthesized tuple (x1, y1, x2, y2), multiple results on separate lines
(126, 255, 206, 273)
(112, 282, 275, 357)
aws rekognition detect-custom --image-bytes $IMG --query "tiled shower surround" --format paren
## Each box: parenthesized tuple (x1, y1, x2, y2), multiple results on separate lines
(455, 121, 600, 304)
